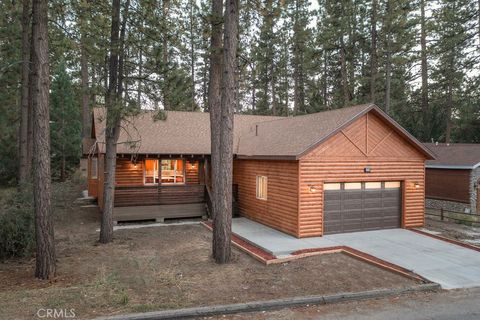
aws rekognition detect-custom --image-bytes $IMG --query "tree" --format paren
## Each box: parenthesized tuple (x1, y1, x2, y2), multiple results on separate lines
(50, 61, 81, 181)
(420, 0, 429, 140)
(212, 0, 239, 264)
(18, 0, 32, 185)
(208, 0, 223, 256)
(100, 0, 122, 244)
(32, 0, 56, 279)
(370, 0, 378, 103)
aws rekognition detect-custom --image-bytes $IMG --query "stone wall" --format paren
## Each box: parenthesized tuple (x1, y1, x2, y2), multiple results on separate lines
(426, 198, 472, 214)
(470, 167, 480, 213)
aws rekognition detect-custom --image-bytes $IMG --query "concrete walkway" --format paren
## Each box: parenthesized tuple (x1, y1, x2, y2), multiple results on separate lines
(232, 218, 480, 289)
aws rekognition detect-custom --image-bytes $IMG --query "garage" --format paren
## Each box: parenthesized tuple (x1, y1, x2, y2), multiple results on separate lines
(324, 181, 402, 235)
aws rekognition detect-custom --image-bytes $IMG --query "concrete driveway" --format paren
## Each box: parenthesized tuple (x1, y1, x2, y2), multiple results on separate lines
(232, 218, 480, 289)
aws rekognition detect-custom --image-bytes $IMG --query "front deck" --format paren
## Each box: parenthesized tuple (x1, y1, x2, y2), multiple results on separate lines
(113, 185, 207, 223)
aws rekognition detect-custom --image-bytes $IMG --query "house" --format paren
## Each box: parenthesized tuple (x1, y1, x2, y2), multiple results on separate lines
(85, 104, 435, 237)
(424, 143, 480, 214)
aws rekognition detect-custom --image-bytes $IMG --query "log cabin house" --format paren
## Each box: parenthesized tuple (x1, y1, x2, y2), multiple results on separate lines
(424, 143, 480, 214)
(85, 104, 435, 237)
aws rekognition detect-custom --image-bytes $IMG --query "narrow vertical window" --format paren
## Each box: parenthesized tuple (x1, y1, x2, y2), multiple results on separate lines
(144, 159, 159, 185)
(256, 176, 267, 200)
(91, 157, 98, 179)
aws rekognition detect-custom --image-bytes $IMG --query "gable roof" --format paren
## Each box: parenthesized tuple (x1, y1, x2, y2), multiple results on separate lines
(91, 104, 435, 160)
(237, 104, 435, 159)
(424, 143, 480, 169)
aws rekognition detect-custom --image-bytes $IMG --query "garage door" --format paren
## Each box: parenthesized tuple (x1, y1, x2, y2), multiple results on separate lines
(324, 181, 401, 235)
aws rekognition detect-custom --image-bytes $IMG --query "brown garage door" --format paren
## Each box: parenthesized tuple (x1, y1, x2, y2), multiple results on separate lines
(324, 181, 402, 235)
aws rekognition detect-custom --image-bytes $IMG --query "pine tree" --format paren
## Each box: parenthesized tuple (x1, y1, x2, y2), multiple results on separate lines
(50, 61, 81, 181)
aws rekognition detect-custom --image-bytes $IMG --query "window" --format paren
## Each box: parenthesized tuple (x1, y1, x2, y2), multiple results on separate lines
(365, 182, 382, 189)
(385, 181, 401, 189)
(256, 176, 267, 200)
(344, 182, 362, 190)
(161, 159, 185, 184)
(91, 157, 98, 179)
(324, 183, 341, 190)
(144, 159, 159, 184)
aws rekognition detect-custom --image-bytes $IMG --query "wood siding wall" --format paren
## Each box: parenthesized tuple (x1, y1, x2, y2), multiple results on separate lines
(233, 159, 299, 236)
(298, 113, 427, 237)
(425, 168, 470, 203)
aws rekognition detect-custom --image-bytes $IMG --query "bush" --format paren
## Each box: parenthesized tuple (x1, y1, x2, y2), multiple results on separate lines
(0, 186, 35, 261)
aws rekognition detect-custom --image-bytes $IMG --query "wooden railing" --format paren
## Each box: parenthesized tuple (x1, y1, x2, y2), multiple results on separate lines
(114, 185, 205, 207)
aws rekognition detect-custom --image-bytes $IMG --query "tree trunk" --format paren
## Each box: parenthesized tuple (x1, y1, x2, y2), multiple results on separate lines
(162, 0, 170, 110)
(208, 0, 223, 232)
(445, 58, 453, 144)
(420, 0, 429, 140)
(19, 0, 31, 185)
(100, 0, 122, 244)
(370, 0, 378, 103)
(340, 37, 349, 105)
(190, 0, 196, 111)
(213, 0, 238, 264)
(80, 42, 90, 138)
(32, 0, 56, 280)
(384, 0, 392, 114)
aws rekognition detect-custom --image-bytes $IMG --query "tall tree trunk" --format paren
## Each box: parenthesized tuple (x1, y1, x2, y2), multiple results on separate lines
(100, 0, 122, 244)
(340, 37, 349, 104)
(292, 0, 303, 114)
(384, 0, 392, 114)
(32, 0, 56, 280)
(162, 0, 170, 110)
(322, 50, 327, 107)
(80, 43, 90, 138)
(370, 0, 378, 103)
(445, 58, 453, 144)
(208, 0, 223, 236)
(190, 0, 196, 111)
(19, 0, 31, 185)
(420, 0, 429, 140)
(213, 0, 238, 264)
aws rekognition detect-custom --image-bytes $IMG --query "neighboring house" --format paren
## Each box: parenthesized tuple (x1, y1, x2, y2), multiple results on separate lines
(85, 104, 435, 237)
(424, 143, 480, 214)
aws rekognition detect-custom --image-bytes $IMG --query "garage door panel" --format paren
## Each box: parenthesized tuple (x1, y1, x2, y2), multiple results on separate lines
(364, 191, 382, 198)
(324, 182, 402, 235)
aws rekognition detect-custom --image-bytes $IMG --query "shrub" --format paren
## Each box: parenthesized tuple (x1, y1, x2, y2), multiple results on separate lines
(0, 186, 35, 261)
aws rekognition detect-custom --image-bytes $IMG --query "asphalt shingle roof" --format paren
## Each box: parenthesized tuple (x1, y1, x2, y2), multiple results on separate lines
(425, 143, 480, 169)
(92, 104, 434, 160)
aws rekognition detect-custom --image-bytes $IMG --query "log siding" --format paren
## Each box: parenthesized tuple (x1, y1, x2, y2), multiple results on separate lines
(233, 159, 299, 237)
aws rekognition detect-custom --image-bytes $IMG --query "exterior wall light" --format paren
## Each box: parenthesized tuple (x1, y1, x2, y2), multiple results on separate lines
(414, 182, 420, 189)
(364, 166, 371, 173)
(309, 185, 317, 193)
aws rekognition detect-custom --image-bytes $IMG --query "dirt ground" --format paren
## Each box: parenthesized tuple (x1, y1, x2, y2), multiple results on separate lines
(425, 218, 480, 245)
(0, 183, 419, 320)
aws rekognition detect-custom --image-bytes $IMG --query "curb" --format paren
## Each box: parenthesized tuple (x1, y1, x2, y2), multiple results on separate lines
(95, 283, 440, 320)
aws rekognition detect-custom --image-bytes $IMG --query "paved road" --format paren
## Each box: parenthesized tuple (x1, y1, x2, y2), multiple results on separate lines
(214, 288, 480, 320)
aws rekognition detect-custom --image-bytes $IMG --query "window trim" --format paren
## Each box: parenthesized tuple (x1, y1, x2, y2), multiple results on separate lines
(160, 159, 186, 185)
(144, 159, 160, 185)
(256, 175, 268, 200)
